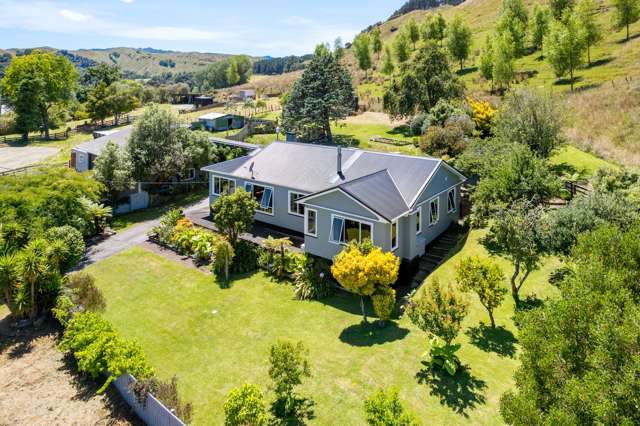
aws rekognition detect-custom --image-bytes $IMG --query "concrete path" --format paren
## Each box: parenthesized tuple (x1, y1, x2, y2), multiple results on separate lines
(77, 198, 209, 269)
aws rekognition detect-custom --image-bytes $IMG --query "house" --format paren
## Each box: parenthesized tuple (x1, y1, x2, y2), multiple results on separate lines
(71, 127, 132, 172)
(238, 89, 256, 101)
(197, 112, 245, 132)
(202, 142, 466, 262)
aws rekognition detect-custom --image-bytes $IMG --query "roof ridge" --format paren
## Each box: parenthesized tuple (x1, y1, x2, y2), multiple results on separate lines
(382, 169, 409, 208)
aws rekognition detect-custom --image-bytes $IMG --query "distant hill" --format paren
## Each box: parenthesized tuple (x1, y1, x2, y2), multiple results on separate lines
(390, 0, 465, 19)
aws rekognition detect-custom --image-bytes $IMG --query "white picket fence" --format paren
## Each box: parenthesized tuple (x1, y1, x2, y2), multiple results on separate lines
(112, 373, 186, 426)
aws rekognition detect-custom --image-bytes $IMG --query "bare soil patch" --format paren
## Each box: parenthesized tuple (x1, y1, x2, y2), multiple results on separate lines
(344, 111, 407, 126)
(0, 312, 140, 426)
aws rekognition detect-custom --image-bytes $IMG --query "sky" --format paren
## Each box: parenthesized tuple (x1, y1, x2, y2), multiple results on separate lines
(0, 0, 401, 56)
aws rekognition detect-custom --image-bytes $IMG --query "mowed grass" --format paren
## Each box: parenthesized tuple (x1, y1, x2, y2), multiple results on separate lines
(87, 239, 560, 425)
(549, 145, 619, 177)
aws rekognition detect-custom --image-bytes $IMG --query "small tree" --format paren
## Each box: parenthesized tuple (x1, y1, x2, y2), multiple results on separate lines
(212, 238, 235, 284)
(529, 5, 551, 51)
(612, 0, 640, 41)
(447, 16, 473, 71)
(492, 31, 517, 90)
(371, 27, 384, 60)
(407, 18, 421, 49)
(261, 236, 293, 280)
(543, 12, 587, 91)
(497, 0, 529, 56)
(353, 33, 373, 79)
(331, 242, 400, 323)
(406, 279, 468, 375)
(483, 201, 546, 306)
(479, 35, 495, 88)
(211, 189, 258, 247)
(456, 257, 507, 328)
(363, 388, 420, 426)
(423, 13, 447, 45)
(108, 80, 143, 125)
(268, 340, 312, 419)
(394, 31, 412, 63)
(223, 384, 269, 426)
(549, 0, 575, 19)
(575, 0, 602, 66)
(86, 82, 112, 125)
(381, 45, 395, 75)
(93, 141, 134, 205)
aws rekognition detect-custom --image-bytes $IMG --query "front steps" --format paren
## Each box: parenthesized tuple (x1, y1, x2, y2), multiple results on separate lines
(410, 227, 464, 289)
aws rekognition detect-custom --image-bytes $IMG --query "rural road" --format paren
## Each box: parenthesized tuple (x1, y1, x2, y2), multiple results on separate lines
(77, 198, 209, 269)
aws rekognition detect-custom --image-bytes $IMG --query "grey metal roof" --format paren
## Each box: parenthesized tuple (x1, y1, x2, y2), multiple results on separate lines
(72, 127, 132, 156)
(201, 141, 462, 216)
(339, 170, 409, 220)
(209, 137, 261, 151)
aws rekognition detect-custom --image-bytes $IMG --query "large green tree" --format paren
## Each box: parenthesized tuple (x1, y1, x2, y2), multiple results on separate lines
(353, 33, 373, 79)
(446, 16, 473, 70)
(543, 12, 587, 91)
(0, 51, 78, 140)
(282, 50, 354, 142)
(371, 27, 383, 60)
(93, 141, 134, 205)
(500, 224, 640, 425)
(394, 30, 412, 63)
(383, 43, 464, 118)
(529, 5, 552, 50)
(493, 31, 517, 89)
(108, 80, 143, 125)
(612, 0, 640, 41)
(422, 13, 447, 45)
(406, 18, 421, 49)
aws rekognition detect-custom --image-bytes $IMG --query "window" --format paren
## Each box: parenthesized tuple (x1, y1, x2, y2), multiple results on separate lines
(183, 168, 196, 181)
(245, 182, 274, 215)
(305, 209, 317, 237)
(415, 207, 422, 235)
(391, 220, 398, 251)
(213, 176, 235, 196)
(429, 198, 439, 226)
(447, 188, 456, 213)
(288, 191, 306, 216)
(330, 215, 372, 245)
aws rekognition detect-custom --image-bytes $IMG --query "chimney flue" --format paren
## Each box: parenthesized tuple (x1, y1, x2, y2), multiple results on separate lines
(337, 146, 343, 177)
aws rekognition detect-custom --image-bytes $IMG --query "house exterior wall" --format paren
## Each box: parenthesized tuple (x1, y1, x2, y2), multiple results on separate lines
(72, 149, 89, 172)
(208, 173, 307, 233)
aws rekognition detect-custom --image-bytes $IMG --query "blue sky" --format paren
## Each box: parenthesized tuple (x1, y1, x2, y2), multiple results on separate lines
(0, 0, 400, 56)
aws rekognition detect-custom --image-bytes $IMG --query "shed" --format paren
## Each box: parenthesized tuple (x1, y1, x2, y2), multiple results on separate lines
(197, 112, 245, 131)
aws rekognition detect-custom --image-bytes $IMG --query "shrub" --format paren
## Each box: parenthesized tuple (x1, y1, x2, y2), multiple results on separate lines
(371, 287, 396, 324)
(223, 384, 269, 426)
(363, 387, 419, 426)
(45, 225, 86, 272)
(293, 257, 334, 300)
(231, 240, 261, 274)
(467, 98, 495, 138)
(60, 312, 154, 393)
(409, 113, 429, 136)
(130, 376, 193, 424)
(66, 272, 106, 312)
(211, 238, 235, 283)
(419, 122, 468, 158)
(151, 209, 183, 245)
(428, 99, 466, 126)
(268, 340, 313, 419)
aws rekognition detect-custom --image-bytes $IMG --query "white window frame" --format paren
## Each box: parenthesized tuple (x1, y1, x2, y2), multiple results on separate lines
(391, 220, 399, 251)
(415, 206, 422, 235)
(244, 182, 274, 216)
(447, 188, 457, 213)
(329, 214, 374, 246)
(212, 176, 236, 196)
(429, 197, 439, 227)
(304, 208, 318, 237)
(288, 191, 307, 217)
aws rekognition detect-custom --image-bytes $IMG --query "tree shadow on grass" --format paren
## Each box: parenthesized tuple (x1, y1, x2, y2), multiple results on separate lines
(271, 396, 316, 426)
(466, 324, 517, 358)
(332, 134, 359, 147)
(588, 57, 613, 68)
(339, 321, 410, 347)
(388, 125, 412, 138)
(456, 66, 478, 76)
(553, 76, 583, 87)
(416, 364, 487, 417)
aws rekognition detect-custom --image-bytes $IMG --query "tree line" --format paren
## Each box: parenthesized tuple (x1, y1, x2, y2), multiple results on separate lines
(252, 54, 312, 75)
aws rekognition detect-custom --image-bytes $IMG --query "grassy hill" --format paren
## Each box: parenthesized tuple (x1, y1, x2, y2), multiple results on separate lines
(347, 0, 640, 166)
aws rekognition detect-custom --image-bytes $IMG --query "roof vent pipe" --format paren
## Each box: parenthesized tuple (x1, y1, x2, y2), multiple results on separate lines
(337, 146, 343, 177)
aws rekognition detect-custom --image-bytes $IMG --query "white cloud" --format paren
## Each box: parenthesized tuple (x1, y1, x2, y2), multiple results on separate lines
(59, 9, 92, 22)
(120, 0, 134, 3)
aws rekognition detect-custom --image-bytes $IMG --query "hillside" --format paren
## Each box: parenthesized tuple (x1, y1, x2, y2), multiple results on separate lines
(349, 0, 640, 166)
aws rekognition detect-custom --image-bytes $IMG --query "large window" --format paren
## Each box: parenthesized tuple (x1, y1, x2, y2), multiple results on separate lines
(415, 207, 422, 235)
(330, 215, 372, 245)
(213, 176, 235, 196)
(447, 188, 456, 213)
(305, 209, 317, 237)
(391, 220, 398, 250)
(429, 197, 439, 226)
(288, 191, 306, 216)
(245, 182, 274, 215)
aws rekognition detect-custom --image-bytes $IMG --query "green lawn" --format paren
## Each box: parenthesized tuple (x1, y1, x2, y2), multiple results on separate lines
(549, 145, 619, 178)
(87, 237, 560, 425)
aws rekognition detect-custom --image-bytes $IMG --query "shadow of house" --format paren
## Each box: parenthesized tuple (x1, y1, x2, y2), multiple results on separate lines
(415, 365, 487, 417)
(465, 324, 518, 358)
